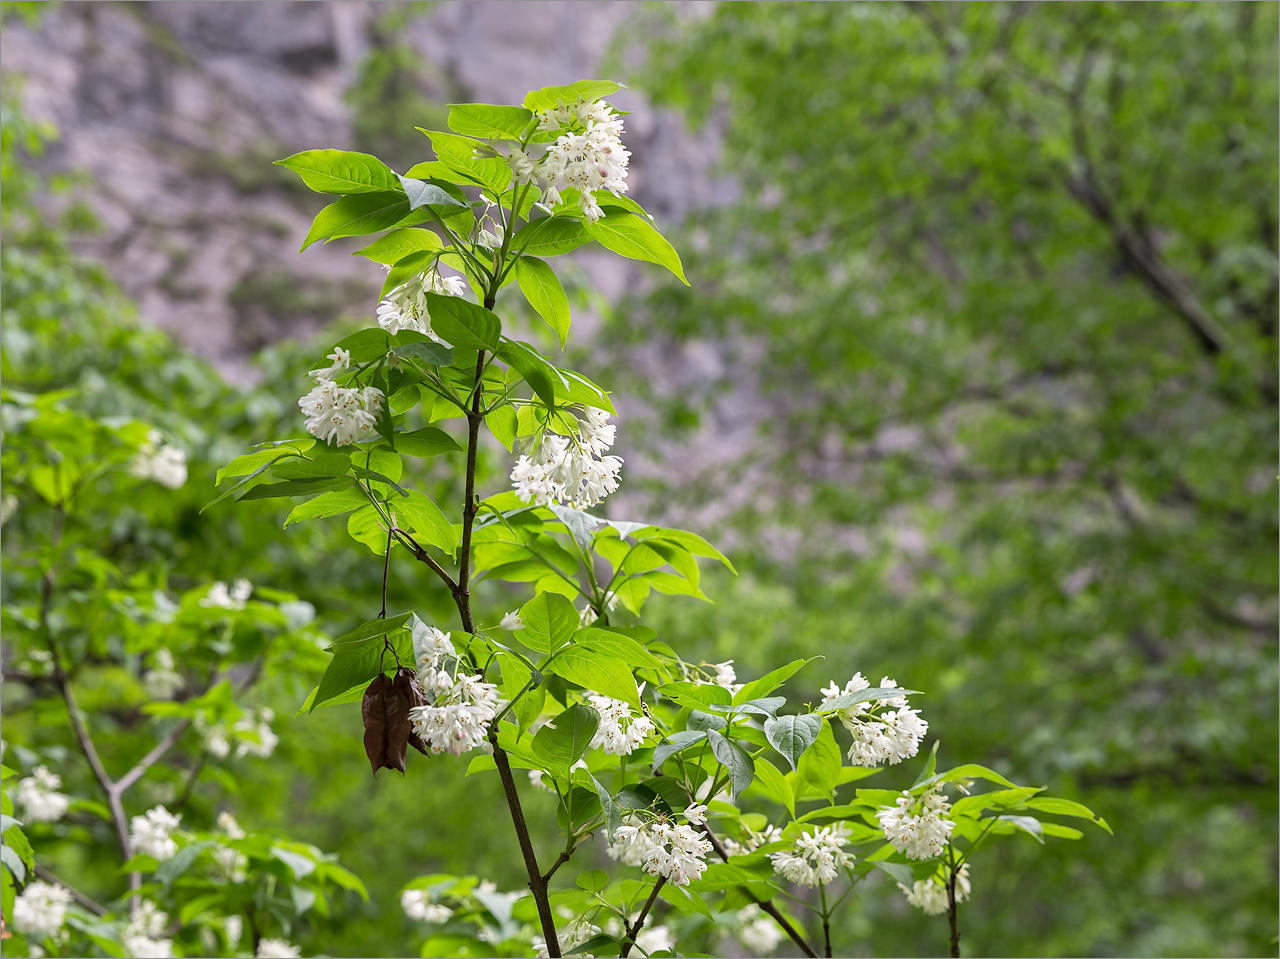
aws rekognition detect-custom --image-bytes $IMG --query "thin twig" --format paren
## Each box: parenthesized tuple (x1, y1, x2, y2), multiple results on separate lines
(619, 877, 666, 959)
(113, 722, 191, 796)
(33, 864, 107, 916)
(947, 845, 961, 958)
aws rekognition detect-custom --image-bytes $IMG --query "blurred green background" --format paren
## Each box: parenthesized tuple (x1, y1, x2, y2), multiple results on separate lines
(2, 2, 1275, 956)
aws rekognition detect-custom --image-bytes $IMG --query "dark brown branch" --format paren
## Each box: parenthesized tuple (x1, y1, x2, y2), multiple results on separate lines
(541, 848, 573, 885)
(620, 877, 666, 959)
(947, 846, 961, 958)
(701, 825, 819, 958)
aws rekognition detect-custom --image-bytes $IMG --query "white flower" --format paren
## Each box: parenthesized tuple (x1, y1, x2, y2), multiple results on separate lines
(143, 648, 184, 700)
(499, 610, 525, 631)
(821, 673, 927, 766)
(218, 811, 246, 839)
(511, 410, 623, 509)
(14, 765, 70, 823)
(605, 815, 712, 887)
(736, 904, 783, 954)
(201, 579, 252, 610)
(376, 269, 467, 336)
(635, 924, 675, 955)
(587, 694, 655, 756)
(877, 787, 954, 860)
(401, 888, 453, 923)
(256, 938, 301, 958)
(130, 805, 181, 861)
(11, 881, 73, 938)
(224, 916, 244, 950)
(477, 222, 504, 251)
(534, 917, 600, 958)
(409, 671, 502, 756)
(900, 863, 971, 915)
(131, 434, 188, 490)
(522, 98, 630, 222)
(233, 709, 278, 759)
(412, 620, 456, 673)
(528, 769, 554, 791)
(767, 823, 855, 887)
(124, 900, 174, 957)
(578, 604, 599, 627)
(298, 378, 384, 447)
(213, 843, 248, 883)
(682, 803, 707, 826)
(308, 347, 352, 382)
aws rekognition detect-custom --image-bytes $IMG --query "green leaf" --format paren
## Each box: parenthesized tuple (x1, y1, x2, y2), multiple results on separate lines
(332, 327, 394, 362)
(546, 647, 640, 707)
(448, 103, 533, 139)
(652, 730, 707, 771)
(818, 686, 920, 713)
(513, 216, 593, 257)
(498, 340, 559, 409)
(313, 630, 412, 711)
(398, 175, 468, 211)
(585, 212, 687, 284)
(733, 657, 819, 704)
(156, 840, 215, 890)
(418, 129, 511, 193)
(576, 868, 610, 894)
(486, 404, 518, 451)
(763, 713, 824, 771)
(284, 488, 368, 527)
(531, 703, 600, 772)
(574, 627, 664, 670)
(706, 729, 755, 799)
(425, 293, 503, 351)
(871, 860, 915, 887)
(276, 149, 401, 194)
(996, 814, 1045, 843)
(797, 719, 841, 799)
(911, 741, 941, 789)
(752, 755, 795, 818)
(354, 227, 444, 265)
(330, 612, 413, 647)
(514, 257, 571, 345)
(518, 592, 580, 654)
(913, 763, 1018, 793)
(301, 192, 423, 251)
(237, 477, 351, 501)
(658, 681, 731, 710)
(397, 490, 459, 551)
(1023, 797, 1112, 834)
(523, 80, 622, 112)
(394, 341, 455, 369)
(395, 427, 462, 457)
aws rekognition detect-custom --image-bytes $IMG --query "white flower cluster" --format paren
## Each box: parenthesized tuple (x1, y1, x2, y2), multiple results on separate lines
(510, 408, 622, 509)
(719, 821, 782, 857)
(130, 431, 188, 490)
(199, 707, 278, 760)
(11, 880, 73, 939)
(143, 648, 184, 700)
(401, 889, 453, 923)
(587, 693, 655, 756)
(877, 787, 955, 860)
(768, 823, 855, 888)
(298, 380, 384, 447)
(900, 863, 971, 916)
(605, 814, 713, 887)
(201, 578, 252, 610)
(130, 805, 181, 861)
(507, 98, 630, 223)
(124, 899, 174, 958)
(213, 812, 248, 882)
(499, 610, 525, 630)
(735, 904, 783, 955)
(820, 673, 928, 766)
(578, 589, 618, 627)
(14, 765, 70, 823)
(376, 269, 467, 336)
(256, 938, 301, 958)
(408, 626, 501, 756)
(533, 916, 600, 959)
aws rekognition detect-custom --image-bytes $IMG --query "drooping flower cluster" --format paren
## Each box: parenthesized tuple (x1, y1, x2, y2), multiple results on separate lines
(605, 813, 713, 886)
(900, 862, 971, 916)
(11, 881, 73, 939)
(720, 822, 783, 857)
(587, 693, 655, 755)
(256, 938, 302, 958)
(130, 430, 188, 490)
(376, 269, 467, 336)
(142, 648, 184, 700)
(298, 380, 384, 447)
(506, 98, 630, 223)
(201, 578, 253, 611)
(129, 805, 181, 861)
(768, 823, 855, 888)
(820, 672, 928, 766)
(14, 765, 70, 823)
(877, 787, 955, 860)
(408, 623, 501, 756)
(401, 889, 454, 923)
(123, 899, 174, 958)
(735, 904, 784, 955)
(510, 408, 623, 509)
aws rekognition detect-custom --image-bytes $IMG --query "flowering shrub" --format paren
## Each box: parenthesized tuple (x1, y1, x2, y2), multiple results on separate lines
(196, 79, 1113, 958)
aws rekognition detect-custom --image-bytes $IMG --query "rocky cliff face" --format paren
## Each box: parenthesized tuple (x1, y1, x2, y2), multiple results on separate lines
(1, 0, 724, 376)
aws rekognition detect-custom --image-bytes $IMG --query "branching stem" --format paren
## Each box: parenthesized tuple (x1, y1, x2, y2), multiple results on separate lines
(619, 877, 666, 958)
